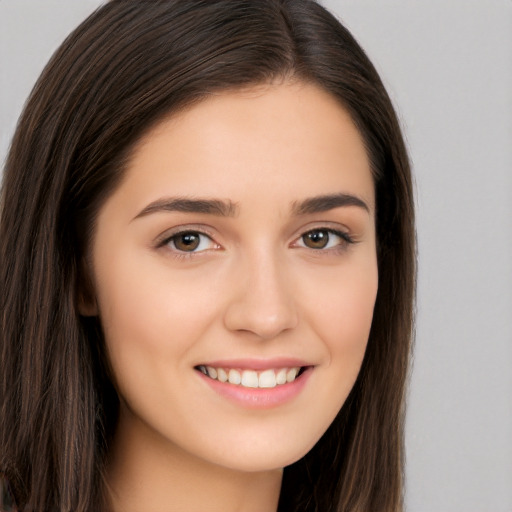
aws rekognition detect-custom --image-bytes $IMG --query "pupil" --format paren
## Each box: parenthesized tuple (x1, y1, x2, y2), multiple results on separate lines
(305, 230, 328, 249)
(176, 233, 199, 251)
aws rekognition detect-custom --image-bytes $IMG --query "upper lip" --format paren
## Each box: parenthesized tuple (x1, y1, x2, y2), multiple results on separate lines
(196, 357, 312, 371)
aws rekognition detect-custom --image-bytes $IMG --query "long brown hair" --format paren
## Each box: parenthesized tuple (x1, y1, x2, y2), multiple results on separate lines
(0, 1, 415, 510)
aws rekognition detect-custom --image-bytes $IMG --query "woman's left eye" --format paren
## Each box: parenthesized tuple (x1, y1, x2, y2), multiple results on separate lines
(295, 228, 353, 250)
(164, 231, 218, 253)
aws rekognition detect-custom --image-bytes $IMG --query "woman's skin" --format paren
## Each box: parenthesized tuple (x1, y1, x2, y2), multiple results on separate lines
(82, 80, 378, 512)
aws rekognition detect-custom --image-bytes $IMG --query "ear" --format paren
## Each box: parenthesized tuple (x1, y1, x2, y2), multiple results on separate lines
(77, 258, 98, 317)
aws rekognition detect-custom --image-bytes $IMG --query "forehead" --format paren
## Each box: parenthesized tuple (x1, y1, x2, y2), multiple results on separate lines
(112, 81, 374, 218)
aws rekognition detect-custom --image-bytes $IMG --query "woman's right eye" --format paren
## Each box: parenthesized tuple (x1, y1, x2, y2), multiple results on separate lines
(163, 231, 218, 253)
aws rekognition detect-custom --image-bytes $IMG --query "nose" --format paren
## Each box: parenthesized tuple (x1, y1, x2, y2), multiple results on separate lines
(223, 248, 299, 340)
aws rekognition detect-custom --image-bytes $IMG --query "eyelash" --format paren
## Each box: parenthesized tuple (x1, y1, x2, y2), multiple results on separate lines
(294, 228, 355, 251)
(157, 229, 219, 260)
(157, 227, 355, 259)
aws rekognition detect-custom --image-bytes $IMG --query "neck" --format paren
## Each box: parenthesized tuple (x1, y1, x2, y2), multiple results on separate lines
(105, 406, 282, 512)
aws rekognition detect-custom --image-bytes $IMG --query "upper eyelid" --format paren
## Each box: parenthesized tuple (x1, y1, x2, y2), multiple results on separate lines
(154, 223, 355, 248)
(292, 223, 353, 240)
(155, 225, 218, 246)
(292, 227, 354, 247)
(158, 231, 220, 257)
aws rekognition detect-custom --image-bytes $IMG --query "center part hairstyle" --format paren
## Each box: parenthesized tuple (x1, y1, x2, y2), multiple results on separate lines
(0, 1, 415, 511)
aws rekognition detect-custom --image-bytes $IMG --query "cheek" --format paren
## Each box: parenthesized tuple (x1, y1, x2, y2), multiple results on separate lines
(93, 254, 222, 382)
(308, 257, 378, 351)
(306, 257, 378, 404)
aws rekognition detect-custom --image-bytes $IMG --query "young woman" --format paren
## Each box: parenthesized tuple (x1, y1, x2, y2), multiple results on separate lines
(0, 1, 415, 511)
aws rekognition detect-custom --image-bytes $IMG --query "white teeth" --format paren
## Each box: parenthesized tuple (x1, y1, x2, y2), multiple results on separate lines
(258, 369, 277, 388)
(286, 368, 298, 382)
(241, 370, 259, 388)
(276, 368, 287, 385)
(199, 365, 303, 388)
(228, 369, 241, 385)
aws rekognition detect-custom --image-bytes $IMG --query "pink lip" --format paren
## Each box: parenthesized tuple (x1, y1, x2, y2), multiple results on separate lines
(196, 366, 313, 409)
(198, 357, 310, 371)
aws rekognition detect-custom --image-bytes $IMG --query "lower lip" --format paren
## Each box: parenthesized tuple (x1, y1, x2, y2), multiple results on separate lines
(197, 367, 313, 409)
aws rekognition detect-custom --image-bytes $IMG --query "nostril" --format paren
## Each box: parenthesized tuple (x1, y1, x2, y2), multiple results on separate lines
(223, 302, 299, 340)
(222, 263, 298, 339)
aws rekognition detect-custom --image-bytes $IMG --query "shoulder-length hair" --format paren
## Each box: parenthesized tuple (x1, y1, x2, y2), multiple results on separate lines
(0, 1, 415, 510)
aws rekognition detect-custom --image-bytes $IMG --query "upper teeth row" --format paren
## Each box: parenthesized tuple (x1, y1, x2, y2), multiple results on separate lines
(197, 366, 301, 388)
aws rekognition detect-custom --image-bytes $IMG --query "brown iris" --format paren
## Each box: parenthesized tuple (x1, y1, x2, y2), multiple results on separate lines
(173, 232, 201, 251)
(303, 229, 330, 249)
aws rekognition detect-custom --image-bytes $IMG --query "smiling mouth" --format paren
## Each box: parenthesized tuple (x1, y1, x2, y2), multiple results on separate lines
(195, 365, 308, 389)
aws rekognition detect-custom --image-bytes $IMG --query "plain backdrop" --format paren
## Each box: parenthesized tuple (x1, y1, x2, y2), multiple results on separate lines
(1, 1, 511, 511)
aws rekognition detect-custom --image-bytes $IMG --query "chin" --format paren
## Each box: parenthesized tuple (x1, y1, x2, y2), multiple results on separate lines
(198, 431, 323, 473)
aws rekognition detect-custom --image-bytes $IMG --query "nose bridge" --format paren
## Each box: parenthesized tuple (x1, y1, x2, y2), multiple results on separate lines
(223, 244, 298, 339)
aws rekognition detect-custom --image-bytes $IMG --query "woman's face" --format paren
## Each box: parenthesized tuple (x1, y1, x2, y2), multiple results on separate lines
(87, 81, 378, 472)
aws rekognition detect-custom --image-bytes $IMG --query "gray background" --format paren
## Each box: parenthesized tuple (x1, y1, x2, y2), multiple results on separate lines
(1, 1, 511, 510)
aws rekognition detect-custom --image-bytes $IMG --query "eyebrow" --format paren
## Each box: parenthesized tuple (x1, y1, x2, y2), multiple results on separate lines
(292, 193, 370, 215)
(133, 192, 370, 221)
(133, 197, 239, 220)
